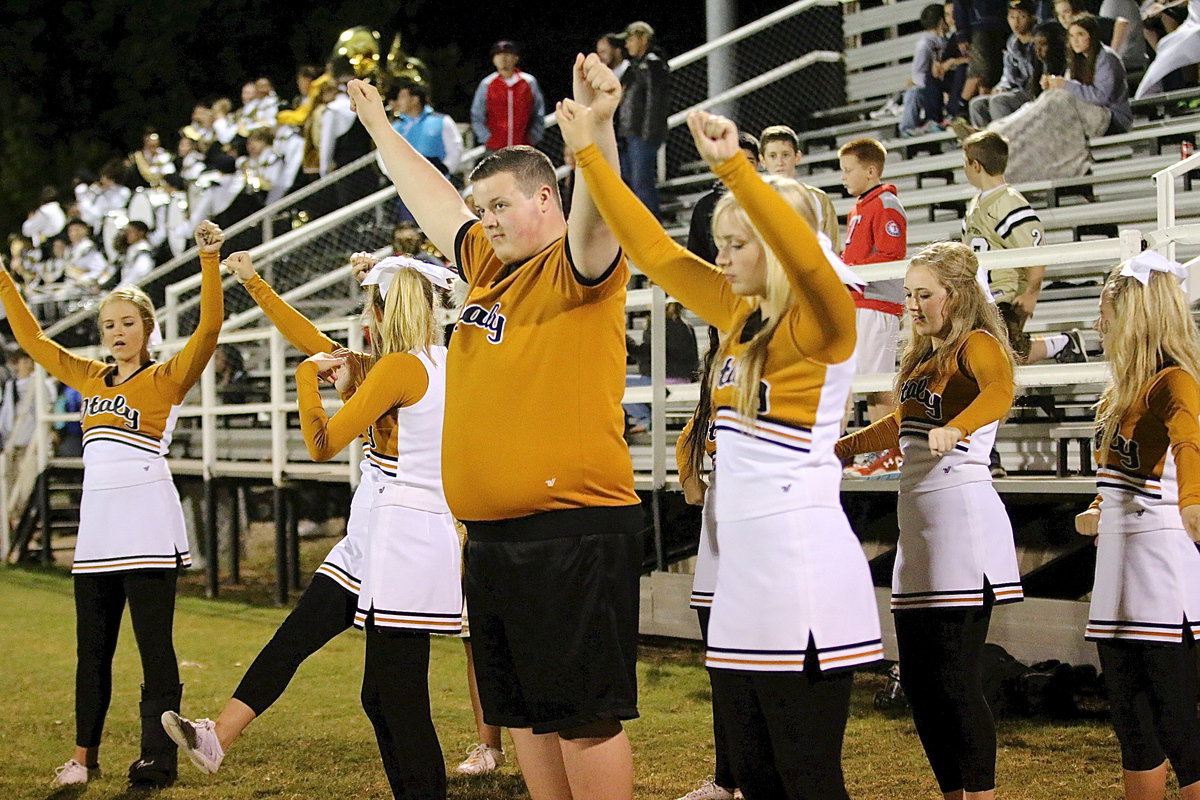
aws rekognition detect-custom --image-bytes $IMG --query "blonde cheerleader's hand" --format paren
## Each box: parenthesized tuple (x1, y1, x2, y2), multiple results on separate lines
(682, 475, 708, 506)
(574, 53, 622, 122)
(304, 352, 346, 384)
(686, 111, 741, 168)
(349, 251, 378, 285)
(222, 251, 256, 283)
(194, 220, 225, 253)
(927, 426, 963, 457)
(1075, 508, 1100, 537)
(330, 348, 360, 393)
(1182, 505, 1200, 543)
(347, 79, 388, 131)
(555, 99, 596, 154)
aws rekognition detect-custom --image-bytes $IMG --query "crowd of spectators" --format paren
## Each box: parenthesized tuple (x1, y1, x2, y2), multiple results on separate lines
(7, 60, 378, 316)
(896, 0, 1196, 152)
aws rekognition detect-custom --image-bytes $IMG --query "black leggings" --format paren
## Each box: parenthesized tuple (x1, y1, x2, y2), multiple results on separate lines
(74, 570, 179, 748)
(232, 573, 357, 715)
(894, 603, 996, 794)
(696, 607, 736, 791)
(709, 643, 854, 800)
(1097, 635, 1200, 786)
(361, 626, 445, 800)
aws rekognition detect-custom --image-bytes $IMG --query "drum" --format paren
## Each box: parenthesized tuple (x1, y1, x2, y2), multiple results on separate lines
(100, 211, 129, 262)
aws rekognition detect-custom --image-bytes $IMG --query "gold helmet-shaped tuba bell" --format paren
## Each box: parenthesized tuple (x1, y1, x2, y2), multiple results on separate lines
(334, 27, 382, 79)
(385, 32, 430, 87)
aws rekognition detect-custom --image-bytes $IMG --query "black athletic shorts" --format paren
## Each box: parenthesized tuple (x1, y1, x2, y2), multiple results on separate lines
(462, 504, 644, 734)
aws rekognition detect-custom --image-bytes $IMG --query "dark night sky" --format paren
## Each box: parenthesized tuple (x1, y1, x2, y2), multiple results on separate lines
(0, 0, 794, 236)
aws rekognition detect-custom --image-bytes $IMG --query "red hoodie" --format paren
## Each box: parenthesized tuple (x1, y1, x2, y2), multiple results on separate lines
(842, 183, 907, 315)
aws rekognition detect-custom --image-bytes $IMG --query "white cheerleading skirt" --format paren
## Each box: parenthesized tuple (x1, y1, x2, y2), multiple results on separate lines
(312, 470, 374, 595)
(72, 478, 190, 574)
(689, 476, 719, 610)
(891, 481, 1024, 611)
(353, 484, 463, 635)
(1087, 526, 1200, 644)
(705, 505, 883, 673)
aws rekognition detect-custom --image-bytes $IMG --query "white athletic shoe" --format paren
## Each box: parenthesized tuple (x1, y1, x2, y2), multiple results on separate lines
(50, 759, 100, 786)
(161, 711, 224, 774)
(675, 778, 736, 800)
(455, 743, 505, 774)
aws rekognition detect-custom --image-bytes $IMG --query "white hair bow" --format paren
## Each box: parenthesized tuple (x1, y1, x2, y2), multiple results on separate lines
(1119, 250, 1188, 286)
(975, 264, 996, 304)
(818, 233, 867, 290)
(362, 256, 456, 299)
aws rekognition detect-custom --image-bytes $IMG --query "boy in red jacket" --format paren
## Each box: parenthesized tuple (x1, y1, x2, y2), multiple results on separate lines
(839, 137, 908, 477)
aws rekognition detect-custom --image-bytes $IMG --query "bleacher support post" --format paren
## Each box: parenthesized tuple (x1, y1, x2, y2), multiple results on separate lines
(229, 483, 242, 585)
(287, 489, 301, 591)
(37, 471, 50, 566)
(273, 484, 288, 606)
(204, 476, 219, 599)
(650, 286, 668, 571)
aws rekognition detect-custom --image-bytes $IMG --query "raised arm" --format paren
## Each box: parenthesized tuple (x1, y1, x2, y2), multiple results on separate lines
(159, 222, 225, 396)
(226, 251, 340, 355)
(297, 351, 428, 461)
(349, 79, 475, 260)
(0, 269, 103, 387)
(566, 54, 623, 280)
(561, 103, 743, 331)
(692, 112, 856, 363)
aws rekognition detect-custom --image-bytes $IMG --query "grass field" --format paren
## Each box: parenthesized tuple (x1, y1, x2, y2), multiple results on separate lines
(0, 565, 1147, 800)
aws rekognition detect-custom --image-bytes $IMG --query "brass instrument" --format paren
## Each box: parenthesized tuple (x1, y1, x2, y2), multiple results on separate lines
(334, 27, 382, 79)
(386, 33, 430, 87)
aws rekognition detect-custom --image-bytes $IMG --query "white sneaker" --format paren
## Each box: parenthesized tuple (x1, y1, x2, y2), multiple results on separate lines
(161, 711, 225, 774)
(455, 743, 505, 775)
(50, 759, 100, 786)
(676, 779, 736, 800)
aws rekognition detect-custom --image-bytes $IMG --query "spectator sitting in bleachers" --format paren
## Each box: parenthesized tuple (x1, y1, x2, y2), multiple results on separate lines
(685, 132, 760, 264)
(212, 97, 237, 145)
(128, 129, 175, 189)
(1136, 0, 1200, 97)
(969, 14, 1130, 181)
(181, 103, 216, 154)
(1026, 20, 1069, 98)
(62, 218, 109, 290)
(940, 1, 973, 119)
(21, 186, 67, 253)
(41, 236, 69, 287)
(238, 128, 287, 205)
(175, 134, 206, 183)
(1102, 0, 1149, 72)
(624, 301, 699, 434)
(53, 382, 84, 457)
(758, 126, 840, 248)
(902, 5, 954, 137)
(117, 221, 155, 287)
(392, 221, 448, 266)
(969, 0, 1040, 126)
(75, 159, 132, 232)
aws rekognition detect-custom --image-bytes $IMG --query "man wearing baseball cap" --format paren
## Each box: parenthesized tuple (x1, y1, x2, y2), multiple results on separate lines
(618, 21, 670, 219)
(471, 40, 546, 151)
(968, 0, 1039, 126)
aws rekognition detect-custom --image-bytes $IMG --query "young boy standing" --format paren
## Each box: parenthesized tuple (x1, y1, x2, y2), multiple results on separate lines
(840, 137, 907, 477)
(758, 125, 840, 248)
(962, 130, 1085, 477)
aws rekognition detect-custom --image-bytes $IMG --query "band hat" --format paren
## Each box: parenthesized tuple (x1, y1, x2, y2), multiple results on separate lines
(490, 40, 519, 56)
(1008, 0, 1037, 14)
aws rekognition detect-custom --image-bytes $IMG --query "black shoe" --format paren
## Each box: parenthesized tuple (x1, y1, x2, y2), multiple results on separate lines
(1054, 330, 1088, 364)
(127, 756, 176, 789)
